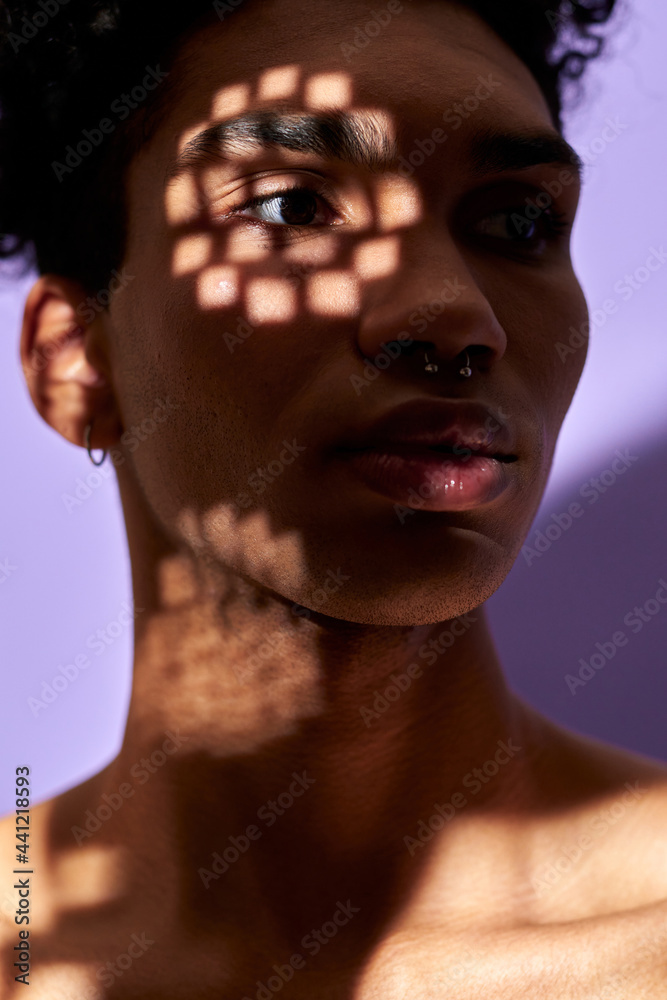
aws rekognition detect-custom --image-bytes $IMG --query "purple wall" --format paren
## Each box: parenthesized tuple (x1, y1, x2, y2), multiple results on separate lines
(1, 0, 666, 813)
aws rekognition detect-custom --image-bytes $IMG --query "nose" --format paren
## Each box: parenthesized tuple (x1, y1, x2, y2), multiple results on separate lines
(356, 230, 507, 379)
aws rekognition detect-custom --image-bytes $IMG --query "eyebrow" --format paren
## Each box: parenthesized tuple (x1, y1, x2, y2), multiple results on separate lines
(469, 126, 583, 179)
(168, 109, 583, 183)
(168, 109, 397, 179)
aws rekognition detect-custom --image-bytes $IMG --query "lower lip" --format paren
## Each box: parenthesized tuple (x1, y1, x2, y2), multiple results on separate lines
(337, 447, 513, 511)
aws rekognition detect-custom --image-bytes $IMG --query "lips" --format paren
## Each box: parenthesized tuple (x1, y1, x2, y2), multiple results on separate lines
(336, 398, 517, 461)
(334, 398, 517, 511)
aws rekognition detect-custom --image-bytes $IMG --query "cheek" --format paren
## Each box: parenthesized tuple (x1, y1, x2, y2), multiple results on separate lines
(105, 272, 315, 520)
(541, 274, 590, 427)
(494, 267, 589, 426)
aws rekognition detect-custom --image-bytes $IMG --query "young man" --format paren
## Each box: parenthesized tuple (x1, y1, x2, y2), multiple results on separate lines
(2, 0, 667, 996)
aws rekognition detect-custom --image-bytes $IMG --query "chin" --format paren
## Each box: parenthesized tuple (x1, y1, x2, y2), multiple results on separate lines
(287, 552, 510, 628)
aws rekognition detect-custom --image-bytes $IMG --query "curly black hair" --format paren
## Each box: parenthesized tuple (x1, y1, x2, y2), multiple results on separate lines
(0, 0, 620, 294)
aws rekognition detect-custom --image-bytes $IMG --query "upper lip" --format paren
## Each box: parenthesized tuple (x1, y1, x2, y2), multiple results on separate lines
(337, 398, 517, 460)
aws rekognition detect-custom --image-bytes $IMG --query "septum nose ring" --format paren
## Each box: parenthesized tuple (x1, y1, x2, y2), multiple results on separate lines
(424, 350, 472, 377)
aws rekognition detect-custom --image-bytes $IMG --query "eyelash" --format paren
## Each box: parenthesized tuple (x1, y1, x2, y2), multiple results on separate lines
(228, 184, 340, 239)
(473, 206, 572, 249)
(226, 183, 571, 250)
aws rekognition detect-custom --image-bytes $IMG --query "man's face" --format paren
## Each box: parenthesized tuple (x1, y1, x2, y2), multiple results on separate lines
(101, 0, 588, 625)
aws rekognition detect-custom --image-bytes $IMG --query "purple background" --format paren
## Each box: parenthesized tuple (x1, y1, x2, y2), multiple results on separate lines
(1, 0, 666, 813)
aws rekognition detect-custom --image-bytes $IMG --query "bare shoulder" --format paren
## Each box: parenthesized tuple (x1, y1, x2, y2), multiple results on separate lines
(538, 712, 667, 816)
(0, 797, 51, 948)
(524, 710, 667, 916)
(0, 768, 109, 945)
(0, 772, 115, 998)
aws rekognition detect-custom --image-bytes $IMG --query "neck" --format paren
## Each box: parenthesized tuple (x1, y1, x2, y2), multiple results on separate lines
(78, 486, 539, 959)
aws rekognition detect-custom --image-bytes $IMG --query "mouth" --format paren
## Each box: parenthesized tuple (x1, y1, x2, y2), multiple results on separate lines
(332, 397, 519, 511)
(336, 444, 516, 512)
(343, 442, 518, 463)
(412, 443, 518, 462)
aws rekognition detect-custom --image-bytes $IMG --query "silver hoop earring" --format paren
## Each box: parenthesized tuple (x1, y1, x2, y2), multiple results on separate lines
(84, 421, 107, 466)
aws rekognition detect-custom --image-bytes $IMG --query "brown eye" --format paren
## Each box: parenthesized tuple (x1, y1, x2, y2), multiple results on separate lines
(473, 207, 570, 247)
(273, 191, 319, 225)
(237, 187, 335, 227)
(476, 209, 538, 241)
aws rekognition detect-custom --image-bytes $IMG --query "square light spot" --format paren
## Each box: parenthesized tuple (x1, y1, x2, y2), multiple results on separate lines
(165, 173, 203, 226)
(305, 73, 353, 109)
(257, 66, 300, 100)
(354, 236, 400, 279)
(306, 271, 360, 316)
(210, 83, 251, 118)
(172, 234, 213, 276)
(197, 266, 240, 308)
(374, 176, 423, 230)
(245, 278, 297, 323)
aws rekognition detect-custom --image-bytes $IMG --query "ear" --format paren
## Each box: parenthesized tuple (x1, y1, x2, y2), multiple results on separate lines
(19, 274, 123, 453)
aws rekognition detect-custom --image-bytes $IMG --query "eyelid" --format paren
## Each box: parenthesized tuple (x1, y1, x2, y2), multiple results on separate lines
(235, 185, 339, 223)
(473, 205, 571, 238)
(218, 174, 346, 228)
(459, 177, 575, 215)
(458, 179, 574, 240)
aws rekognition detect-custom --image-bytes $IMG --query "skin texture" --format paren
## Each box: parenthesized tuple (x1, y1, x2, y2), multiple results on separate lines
(2, 0, 667, 996)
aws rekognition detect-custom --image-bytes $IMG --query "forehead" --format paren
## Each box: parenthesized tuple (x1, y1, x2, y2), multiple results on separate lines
(156, 0, 553, 144)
